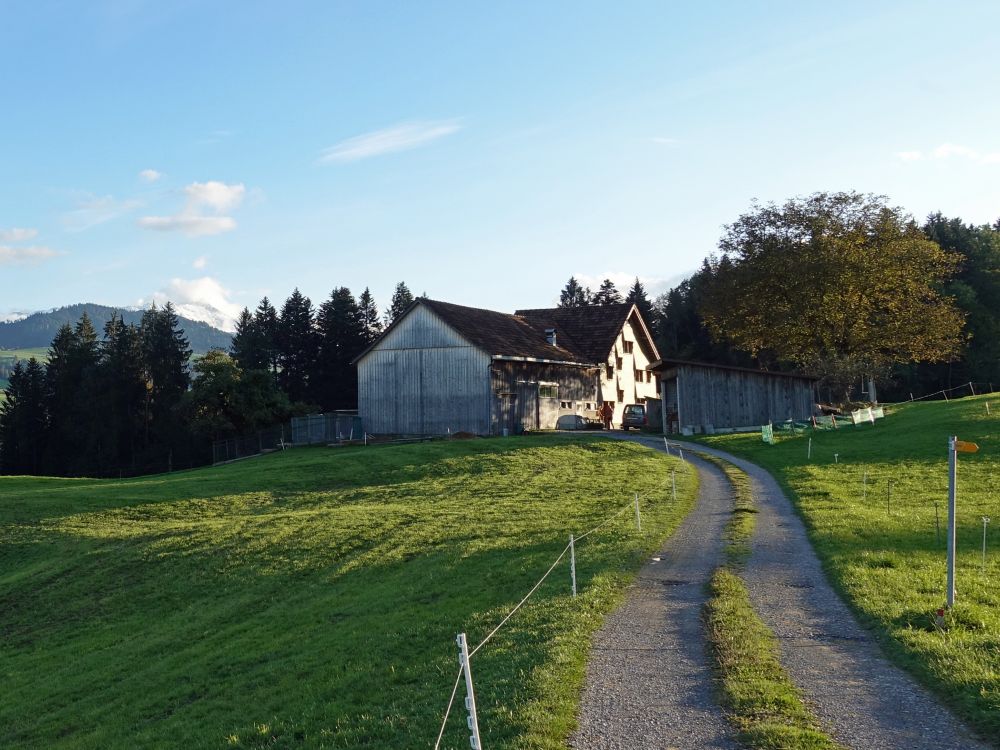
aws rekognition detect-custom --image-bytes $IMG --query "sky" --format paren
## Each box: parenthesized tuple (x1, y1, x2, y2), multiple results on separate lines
(2, 1, 999, 330)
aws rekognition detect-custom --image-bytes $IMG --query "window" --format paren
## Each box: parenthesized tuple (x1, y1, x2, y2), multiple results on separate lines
(616, 356, 623, 370)
(617, 388, 624, 402)
(560, 400, 573, 409)
(623, 340, 634, 354)
(606, 364, 614, 379)
(539, 384, 558, 399)
(634, 369, 642, 382)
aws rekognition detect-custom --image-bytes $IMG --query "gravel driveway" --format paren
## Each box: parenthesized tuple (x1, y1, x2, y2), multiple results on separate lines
(571, 448, 738, 749)
(643, 438, 991, 750)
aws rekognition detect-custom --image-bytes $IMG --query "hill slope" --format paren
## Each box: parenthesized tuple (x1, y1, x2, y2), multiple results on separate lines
(0, 436, 695, 748)
(702, 395, 1000, 739)
(0, 303, 232, 353)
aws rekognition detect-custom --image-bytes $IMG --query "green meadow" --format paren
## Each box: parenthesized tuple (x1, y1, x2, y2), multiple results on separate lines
(0, 436, 695, 749)
(702, 395, 1000, 738)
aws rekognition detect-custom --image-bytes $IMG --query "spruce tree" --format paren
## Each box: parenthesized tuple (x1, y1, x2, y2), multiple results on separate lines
(384, 282, 414, 327)
(315, 287, 365, 410)
(277, 288, 317, 404)
(625, 277, 655, 331)
(231, 307, 264, 371)
(358, 287, 383, 344)
(140, 303, 192, 464)
(100, 313, 146, 471)
(558, 276, 591, 307)
(593, 278, 623, 306)
(253, 297, 280, 380)
(0, 359, 47, 474)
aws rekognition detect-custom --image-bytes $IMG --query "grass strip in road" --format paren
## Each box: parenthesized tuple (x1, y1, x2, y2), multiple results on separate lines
(700, 395, 1000, 739)
(704, 457, 843, 750)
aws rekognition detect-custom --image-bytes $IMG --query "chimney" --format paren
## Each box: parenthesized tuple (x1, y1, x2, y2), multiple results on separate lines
(545, 327, 557, 347)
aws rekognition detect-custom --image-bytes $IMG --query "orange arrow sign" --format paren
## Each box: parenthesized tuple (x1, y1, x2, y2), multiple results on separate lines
(955, 440, 979, 453)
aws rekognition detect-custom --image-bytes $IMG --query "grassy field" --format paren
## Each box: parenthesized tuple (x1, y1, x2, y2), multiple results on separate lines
(701, 395, 999, 738)
(0, 436, 696, 749)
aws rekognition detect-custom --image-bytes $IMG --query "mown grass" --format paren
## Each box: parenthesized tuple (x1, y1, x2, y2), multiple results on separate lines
(701, 395, 1000, 739)
(0, 435, 696, 749)
(703, 457, 841, 749)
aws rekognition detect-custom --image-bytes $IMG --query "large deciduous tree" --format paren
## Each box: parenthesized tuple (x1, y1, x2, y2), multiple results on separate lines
(700, 192, 965, 400)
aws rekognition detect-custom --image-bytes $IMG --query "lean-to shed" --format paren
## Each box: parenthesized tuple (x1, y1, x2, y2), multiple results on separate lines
(651, 359, 817, 434)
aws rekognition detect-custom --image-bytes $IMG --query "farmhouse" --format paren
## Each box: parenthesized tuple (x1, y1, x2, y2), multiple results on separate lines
(651, 359, 817, 434)
(355, 298, 660, 435)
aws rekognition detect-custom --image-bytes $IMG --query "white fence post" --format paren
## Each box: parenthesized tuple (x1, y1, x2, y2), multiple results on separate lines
(947, 436, 957, 608)
(807, 437, 812, 460)
(569, 534, 577, 597)
(634, 492, 641, 532)
(457, 633, 483, 749)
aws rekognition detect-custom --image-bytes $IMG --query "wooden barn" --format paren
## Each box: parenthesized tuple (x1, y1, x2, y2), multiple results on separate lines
(651, 359, 817, 434)
(354, 298, 660, 435)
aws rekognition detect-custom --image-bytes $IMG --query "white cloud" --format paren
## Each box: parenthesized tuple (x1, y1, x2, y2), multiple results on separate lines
(139, 168, 163, 182)
(193, 255, 208, 269)
(138, 180, 246, 237)
(138, 215, 236, 236)
(318, 119, 462, 164)
(0, 245, 59, 266)
(0, 227, 38, 242)
(896, 143, 1000, 165)
(62, 194, 142, 231)
(146, 276, 242, 332)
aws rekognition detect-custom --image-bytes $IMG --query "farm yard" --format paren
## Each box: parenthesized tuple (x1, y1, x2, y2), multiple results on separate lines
(700, 394, 1000, 738)
(0, 436, 696, 748)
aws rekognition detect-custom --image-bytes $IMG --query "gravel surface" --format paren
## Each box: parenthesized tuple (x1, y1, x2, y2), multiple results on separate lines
(656, 439, 992, 750)
(571, 449, 738, 750)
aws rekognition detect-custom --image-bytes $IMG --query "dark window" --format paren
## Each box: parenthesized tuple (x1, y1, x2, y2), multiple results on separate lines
(539, 384, 558, 399)
(623, 341, 634, 354)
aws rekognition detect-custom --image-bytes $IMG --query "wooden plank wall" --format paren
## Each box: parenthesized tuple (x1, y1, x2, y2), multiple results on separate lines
(357, 305, 492, 435)
(677, 365, 815, 429)
(491, 361, 599, 432)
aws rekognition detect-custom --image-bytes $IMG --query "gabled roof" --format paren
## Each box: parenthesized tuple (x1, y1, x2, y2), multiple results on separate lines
(354, 297, 658, 366)
(419, 299, 587, 363)
(516, 303, 640, 364)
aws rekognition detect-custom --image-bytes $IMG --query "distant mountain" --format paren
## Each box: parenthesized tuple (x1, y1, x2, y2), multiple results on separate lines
(0, 303, 233, 353)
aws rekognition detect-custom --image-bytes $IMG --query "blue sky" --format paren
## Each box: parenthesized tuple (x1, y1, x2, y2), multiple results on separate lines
(2, 1, 999, 329)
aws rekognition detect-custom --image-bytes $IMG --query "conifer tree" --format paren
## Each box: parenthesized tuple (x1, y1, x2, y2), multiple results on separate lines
(593, 278, 623, 306)
(558, 276, 591, 307)
(315, 287, 365, 410)
(277, 288, 317, 404)
(384, 282, 414, 327)
(0, 358, 47, 474)
(625, 277, 655, 331)
(231, 307, 264, 371)
(253, 297, 280, 380)
(358, 287, 383, 344)
(100, 313, 146, 470)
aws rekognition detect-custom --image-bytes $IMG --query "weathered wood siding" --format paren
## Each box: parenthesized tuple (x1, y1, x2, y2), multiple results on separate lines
(672, 364, 815, 430)
(491, 361, 599, 433)
(357, 305, 491, 435)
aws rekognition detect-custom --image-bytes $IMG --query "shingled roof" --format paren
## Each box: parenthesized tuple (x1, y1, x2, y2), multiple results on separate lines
(515, 303, 633, 364)
(417, 299, 589, 363)
(355, 298, 651, 365)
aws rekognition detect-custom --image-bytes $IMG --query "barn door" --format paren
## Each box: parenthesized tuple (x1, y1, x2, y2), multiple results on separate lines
(517, 382, 538, 432)
(497, 393, 517, 435)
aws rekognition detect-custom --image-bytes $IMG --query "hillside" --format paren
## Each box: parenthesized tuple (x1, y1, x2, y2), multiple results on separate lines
(0, 304, 232, 353)
(701, 395, 1000, 738)
(0, 436, 696, 748)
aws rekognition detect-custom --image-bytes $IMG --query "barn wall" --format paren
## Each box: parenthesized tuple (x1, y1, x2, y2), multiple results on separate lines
(357, 306, 491, 435)
(676, 365, 815, 430)
(491, 361, 600, 432)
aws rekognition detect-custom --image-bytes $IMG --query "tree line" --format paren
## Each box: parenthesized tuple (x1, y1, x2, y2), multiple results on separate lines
(0, 282, 418, 476)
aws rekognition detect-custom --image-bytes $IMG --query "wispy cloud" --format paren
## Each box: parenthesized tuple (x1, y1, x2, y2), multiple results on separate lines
(62, 193, 142, 231)
(318, 119, 462, 164)
(139, 168, 163, 182)
(0, 227, 38, 242)
(193, 255, 208, 269)
(0, 245, 60, 266)
(650, 136, 681, 146)
(138, 180, 246, 237)
(895, 142, 1000, 164)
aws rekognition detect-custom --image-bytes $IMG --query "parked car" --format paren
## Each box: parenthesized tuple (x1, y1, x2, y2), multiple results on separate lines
(556, 414, 604, 430)
(621, 403, 647, 430)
